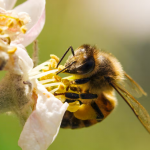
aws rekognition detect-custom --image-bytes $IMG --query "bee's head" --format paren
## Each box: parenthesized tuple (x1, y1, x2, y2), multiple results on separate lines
(64, 45, 96, 75)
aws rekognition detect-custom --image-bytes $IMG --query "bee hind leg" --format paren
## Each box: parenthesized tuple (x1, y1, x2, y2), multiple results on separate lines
(62, 92, 104, 121)
(91, 101, 104, 121)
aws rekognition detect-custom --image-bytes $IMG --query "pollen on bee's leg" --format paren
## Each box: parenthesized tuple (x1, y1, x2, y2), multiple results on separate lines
(74, 104, 98, 120)
(67, 101, 80, 112)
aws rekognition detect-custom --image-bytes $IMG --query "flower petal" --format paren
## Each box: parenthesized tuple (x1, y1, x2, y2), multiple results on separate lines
(18, 80, 68, 150)
(21, 10, 45, 47)
(0, 0, 17, 10)
(13, 0, 46, 46)
(12, 43, 33, 73)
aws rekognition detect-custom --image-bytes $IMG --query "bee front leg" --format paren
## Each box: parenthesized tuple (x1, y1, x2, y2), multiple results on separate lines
(71, 78, 90, 84)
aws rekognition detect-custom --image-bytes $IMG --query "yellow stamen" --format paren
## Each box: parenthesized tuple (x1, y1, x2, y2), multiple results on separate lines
(50, 87, 59, 94)
(0, 16, 6, 21)
(6, 19, 14, 28)
(18, 20, 24, 27)
(6, 37, 11, 44)
(0, 28, 3, 34)
(58, 65, 65, 71)
(54, 75, 61, 82)
(39, 72, 56, 81)
(46, 87, 52, 91)
(0, 14, 19, 21)
(49, 58, 57, 68)
(48, 63, 52, 70)
(42, 67, 50, 72)
(50, 54, 60, 63)
(39, 78, 55, 84)
(7, 47, 17, 54)
(44, 82, 61, 88)
(21, 25, 27, 34)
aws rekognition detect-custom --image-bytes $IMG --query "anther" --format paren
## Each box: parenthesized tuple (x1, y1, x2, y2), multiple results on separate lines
(21, 25, 27, 34)
(7, 19, 14, 28)
(18, 20, 24, 27)
(0, 28, 3, 34)
(50, 54, 60, 63)
(49, 59, 57, 68)
(58, 65, 64, 71)
(8, 47, 17, 54)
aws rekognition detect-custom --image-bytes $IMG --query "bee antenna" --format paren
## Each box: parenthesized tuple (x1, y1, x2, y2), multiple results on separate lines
(56, 61, 76, 75)
(56, 46, 75, 68)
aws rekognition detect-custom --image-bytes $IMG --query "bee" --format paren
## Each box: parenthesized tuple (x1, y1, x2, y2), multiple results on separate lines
(55, 44, 150, 132)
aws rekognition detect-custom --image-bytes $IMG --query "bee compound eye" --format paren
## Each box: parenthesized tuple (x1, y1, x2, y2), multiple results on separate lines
(77, 58, 95, 74)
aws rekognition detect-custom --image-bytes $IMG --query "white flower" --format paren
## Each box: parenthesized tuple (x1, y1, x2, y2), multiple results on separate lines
(0, 0, 69, 150)
(18, 80, 68, 150)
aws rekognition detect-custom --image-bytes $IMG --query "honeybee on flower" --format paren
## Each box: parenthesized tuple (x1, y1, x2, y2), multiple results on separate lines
(32, 44, 150, 133)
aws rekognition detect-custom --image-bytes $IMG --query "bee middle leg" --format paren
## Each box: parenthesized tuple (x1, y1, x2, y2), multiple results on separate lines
(65, 92, 98, 100)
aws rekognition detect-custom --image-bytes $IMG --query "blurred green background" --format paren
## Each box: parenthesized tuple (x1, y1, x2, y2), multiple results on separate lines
(0, 0, 150, 149)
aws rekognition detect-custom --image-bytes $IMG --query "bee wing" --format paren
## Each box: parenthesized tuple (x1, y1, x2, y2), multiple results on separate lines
(110, 81, 150, 133)
(118, 72, 147, 98)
